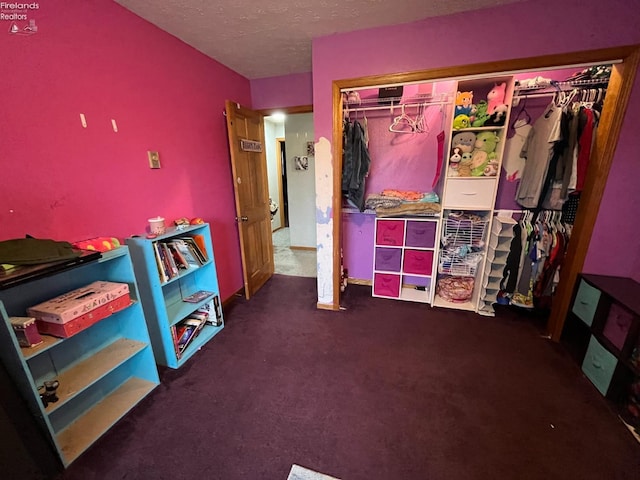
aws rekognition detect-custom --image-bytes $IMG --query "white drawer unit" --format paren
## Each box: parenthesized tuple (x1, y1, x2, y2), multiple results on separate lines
(442, 177, 497, 209)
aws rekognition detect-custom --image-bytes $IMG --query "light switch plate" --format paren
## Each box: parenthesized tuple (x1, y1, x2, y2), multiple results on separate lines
(148, 151, 161, 169)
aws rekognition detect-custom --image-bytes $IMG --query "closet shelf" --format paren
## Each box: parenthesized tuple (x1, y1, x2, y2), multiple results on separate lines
(344, 94, 452, 113)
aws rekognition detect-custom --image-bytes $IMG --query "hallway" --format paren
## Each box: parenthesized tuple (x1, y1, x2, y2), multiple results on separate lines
(272, 228, 317, 277)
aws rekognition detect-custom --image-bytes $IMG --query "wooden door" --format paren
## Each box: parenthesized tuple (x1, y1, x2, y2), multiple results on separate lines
(224, 101, 274, 299)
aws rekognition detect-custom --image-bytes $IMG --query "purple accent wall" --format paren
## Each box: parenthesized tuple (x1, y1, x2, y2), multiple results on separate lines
(250, 72, 313, 110)
(0, 0, 251, 301)
(313, 0, 640, 282)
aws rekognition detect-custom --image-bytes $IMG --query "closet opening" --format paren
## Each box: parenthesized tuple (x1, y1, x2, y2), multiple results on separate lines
(330, 45, 640, 341)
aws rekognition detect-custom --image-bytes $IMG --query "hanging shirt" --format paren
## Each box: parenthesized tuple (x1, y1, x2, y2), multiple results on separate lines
(502, 119, 532, 181)
(515, 102, 563, 208)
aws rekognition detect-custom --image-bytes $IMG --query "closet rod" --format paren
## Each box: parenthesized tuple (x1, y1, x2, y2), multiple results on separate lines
(344, 100, 451, 113)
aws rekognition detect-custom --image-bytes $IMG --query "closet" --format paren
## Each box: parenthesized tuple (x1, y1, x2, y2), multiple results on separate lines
(339, 61, 614, 320)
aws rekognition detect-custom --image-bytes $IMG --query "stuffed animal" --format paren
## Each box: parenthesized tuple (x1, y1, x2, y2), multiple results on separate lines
(451, 132, 476, 153)
(471, 100, 490, 127)
(455, 91, 474, 117)
(73, 237, 121, 252)
(484, 104, 509, 126)
(448, 148, 461, 177)
(459, 152, 473, 177)
(470, 131, 500, 176)
(452, 114, 470, 130)
(487, 82, 507, 114)
(483, 159, 499, 176)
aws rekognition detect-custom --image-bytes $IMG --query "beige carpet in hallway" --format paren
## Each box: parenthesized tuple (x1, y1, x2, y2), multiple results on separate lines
(272, 228, 317, 277)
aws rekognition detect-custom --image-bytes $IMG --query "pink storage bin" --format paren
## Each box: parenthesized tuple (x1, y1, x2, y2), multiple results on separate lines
(373, 273, 401, 298)
(403, 250, 433, 275)
(602, 302, 634, 351)
(376, 220, 405, 246)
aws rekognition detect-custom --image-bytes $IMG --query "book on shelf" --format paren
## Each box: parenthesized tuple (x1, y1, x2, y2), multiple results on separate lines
(195, 296, 222, 326)
(192, 234, 208, 261)
(153, 242, 168, 283)
(177, 317, 205, 353)
(182, 290, 214, 303)
(172, 239, 202, 268)
(177, 236, 207, 265)
(170, 324, 182, 360)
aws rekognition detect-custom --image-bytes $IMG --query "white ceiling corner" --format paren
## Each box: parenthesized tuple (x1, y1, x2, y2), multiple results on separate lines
(114, 0, 525, 79)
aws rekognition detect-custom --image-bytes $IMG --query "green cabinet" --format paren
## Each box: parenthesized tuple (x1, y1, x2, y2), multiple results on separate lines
(126, 223, 224, 368)
(0, 247, 159, 467)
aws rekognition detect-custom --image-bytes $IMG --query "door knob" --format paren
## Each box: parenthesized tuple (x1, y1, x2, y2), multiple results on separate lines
(236, 216, 248, 222)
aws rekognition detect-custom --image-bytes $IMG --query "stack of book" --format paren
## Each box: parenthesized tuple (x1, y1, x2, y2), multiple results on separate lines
(152, 235, 208, 283)
(170, 296, 221, 359)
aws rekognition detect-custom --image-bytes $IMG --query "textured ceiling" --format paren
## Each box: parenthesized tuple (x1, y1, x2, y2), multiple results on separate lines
(115, 0, 523, 79)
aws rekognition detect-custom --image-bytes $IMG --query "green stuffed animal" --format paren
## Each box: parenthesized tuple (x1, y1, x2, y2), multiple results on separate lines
(470, 131, 500, 176)
(471, 100, 490, 127)
(452, 114, 470, 130)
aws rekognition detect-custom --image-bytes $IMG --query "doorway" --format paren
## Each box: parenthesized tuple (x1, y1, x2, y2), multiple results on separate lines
(263, 110, 317, 277)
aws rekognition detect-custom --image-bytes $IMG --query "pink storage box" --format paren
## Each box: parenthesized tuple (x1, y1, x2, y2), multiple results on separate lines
(27, 281, 130, 324)
(35, 295, 131, 338)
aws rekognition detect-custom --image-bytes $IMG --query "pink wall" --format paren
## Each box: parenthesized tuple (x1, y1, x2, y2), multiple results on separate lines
(313, 0, 640, 282)
(0, 0, 251, 300)
(250, 72, 313, 110)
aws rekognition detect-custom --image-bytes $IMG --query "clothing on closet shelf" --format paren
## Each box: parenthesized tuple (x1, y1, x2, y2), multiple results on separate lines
(503, 118, 532, 182)
(342, 118, 371, 211)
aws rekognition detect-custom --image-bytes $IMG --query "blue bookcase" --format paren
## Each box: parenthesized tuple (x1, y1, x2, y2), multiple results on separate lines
(126, 223, 224, 368)
(0, 247, 159, 467)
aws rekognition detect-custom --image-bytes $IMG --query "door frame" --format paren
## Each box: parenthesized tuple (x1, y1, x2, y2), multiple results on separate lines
(275, 137, 286, 229)
(331, 45, 640, 340)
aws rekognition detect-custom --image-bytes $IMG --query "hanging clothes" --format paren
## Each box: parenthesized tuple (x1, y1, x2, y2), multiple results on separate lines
(503, 118, 532, 182)
(515, 102, 563, 208)
(342, 119, 371, 211)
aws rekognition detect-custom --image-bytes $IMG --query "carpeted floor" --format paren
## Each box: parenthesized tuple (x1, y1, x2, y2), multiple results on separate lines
(50, 275, 640, 480)
(273, 228, 317, 277)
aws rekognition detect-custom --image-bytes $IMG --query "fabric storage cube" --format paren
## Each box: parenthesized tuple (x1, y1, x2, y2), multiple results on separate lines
(403, 250, 433, 275)
(572, 279, 601, 327)
(375, 220, 405, 246)
(375, 247, 402, 272)
(581, 335, 617, 396)
(405, 221, 436, 248)
(373, 273, 400, 298)
(602, 302, 634, 352)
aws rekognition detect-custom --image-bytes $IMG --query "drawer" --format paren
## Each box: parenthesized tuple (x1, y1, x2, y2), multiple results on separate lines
(375, 219, 405, 246)
(443, 178, 497, 209)
(374, 247, 402, 272)
(373, 273, 401, 298)
(572, 279, 601, 327)
(602, 302, 634, 351)
(403, 249, 433, 275)
(582, 335, 617, 396)
(405, 221, 436, 248)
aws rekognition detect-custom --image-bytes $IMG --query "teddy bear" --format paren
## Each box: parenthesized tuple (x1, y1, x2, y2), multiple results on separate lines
(487, 82, 507, 114)
(484, 103, 509, 126)
(452, 114, 470, 130)
(469, 131, 500, 176)
(451, 132, 476, 153)
(471, 100, 489, 127)
(455, 91, 474, 117)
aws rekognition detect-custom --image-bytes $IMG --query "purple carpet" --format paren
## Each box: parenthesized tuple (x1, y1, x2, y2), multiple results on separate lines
(53, 274, 639, 480)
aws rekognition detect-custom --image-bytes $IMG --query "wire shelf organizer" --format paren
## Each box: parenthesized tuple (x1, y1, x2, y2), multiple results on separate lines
(439, 212, 489, 276)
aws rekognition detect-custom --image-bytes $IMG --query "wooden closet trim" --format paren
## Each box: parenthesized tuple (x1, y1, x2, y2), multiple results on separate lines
(331, 45, 640, 338)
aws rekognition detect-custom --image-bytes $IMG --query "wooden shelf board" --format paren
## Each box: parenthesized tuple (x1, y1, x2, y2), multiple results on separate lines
(57, 376, 156, 466)
(46, 338, 147, 415)
(21, 334, 62, 360)
(433, 296, 475, 311)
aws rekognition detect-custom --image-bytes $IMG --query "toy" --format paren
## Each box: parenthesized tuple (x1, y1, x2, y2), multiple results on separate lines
(471, 100, 490, 127)
(483, 159, 499, 176)
(451, 132, 476, 153)
(455, 91, 474, 116)
(484, 103, 509, 126)
(190, 217, 204, 225)
(452, 114, 470, 130)
(458, 152, 473, 177)
(487, 82, 507, 114)
(448, 148, 461, 177)
(470, 131, 500, 176)
(73, 237, 121, 252)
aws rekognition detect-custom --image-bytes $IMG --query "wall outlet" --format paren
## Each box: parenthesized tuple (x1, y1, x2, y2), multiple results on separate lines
(148, 151, 161, 169)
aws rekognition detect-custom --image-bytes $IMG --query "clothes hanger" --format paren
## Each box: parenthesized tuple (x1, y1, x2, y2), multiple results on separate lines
(389, 104, 416, 133)
(511, 96, 531, 129)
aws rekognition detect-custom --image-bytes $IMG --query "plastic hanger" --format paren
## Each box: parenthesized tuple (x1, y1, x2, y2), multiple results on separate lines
(389, 104, 416, 133)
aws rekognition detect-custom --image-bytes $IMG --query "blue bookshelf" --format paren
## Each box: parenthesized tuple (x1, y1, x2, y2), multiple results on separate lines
(126, 223, 224, 368)
(0, 247, 159, 467)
